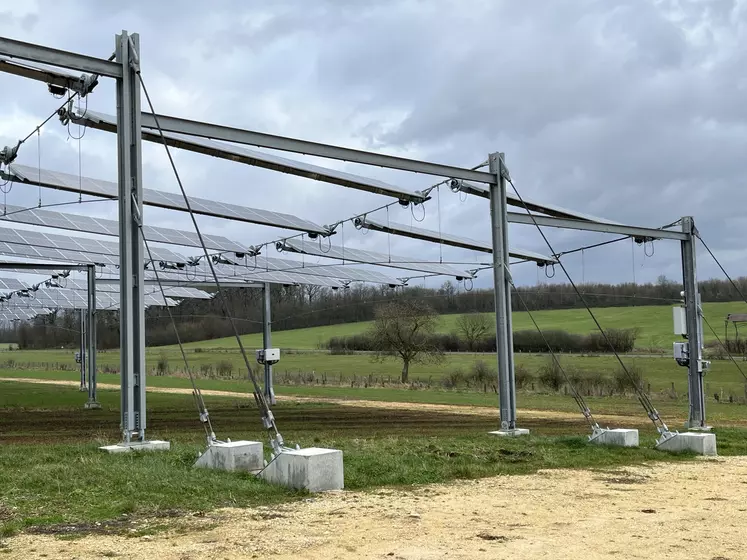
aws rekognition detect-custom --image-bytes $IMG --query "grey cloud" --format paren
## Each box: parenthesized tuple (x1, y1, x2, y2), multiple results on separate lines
(0, 0, 742, 290)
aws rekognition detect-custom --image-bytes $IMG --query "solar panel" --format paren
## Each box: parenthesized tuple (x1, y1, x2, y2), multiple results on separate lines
(0, 277, 28, 291)
(278, 238, 475, 279)
(0, 204, 247, 253)
(6, 164, 329, 235)
(151, 267, 347, 288)
(49, 278, 212, 300)
(0, 225, 187, 265)
(14, 288, 178, 310)
(355, 217, 557, 265)
(177, 253, 402, 285)
(70, 108, 427, 204)
(448, 179, 616, 223)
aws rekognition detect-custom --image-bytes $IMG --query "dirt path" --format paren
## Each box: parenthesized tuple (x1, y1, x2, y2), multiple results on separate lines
(4, 457, 746, 559)
(0, 376, 644, 425)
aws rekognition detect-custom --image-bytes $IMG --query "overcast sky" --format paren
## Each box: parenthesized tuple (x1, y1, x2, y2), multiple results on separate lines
(0, 0, 743, 292)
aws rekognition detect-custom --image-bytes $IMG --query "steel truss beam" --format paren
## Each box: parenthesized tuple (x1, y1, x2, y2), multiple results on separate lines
(354, 216, 557, 265)
(137, 113, 494, 184)
(0, 37, 120, 78)
(506, 212, 687, 241)
(0, 55, 98, 96)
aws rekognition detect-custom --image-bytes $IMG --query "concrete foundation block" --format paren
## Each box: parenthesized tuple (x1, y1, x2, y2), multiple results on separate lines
(260, 447, 344, 492)
(194, 440, 264, 473)
(488, 428, 530, 437)
(84, 401, 102, 410)
(99, 440, 171, 454)
(656, 432, 717, 456)
(589, 428, 639, 448)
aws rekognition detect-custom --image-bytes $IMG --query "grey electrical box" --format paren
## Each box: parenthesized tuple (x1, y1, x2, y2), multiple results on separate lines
(673, 306, 687, 336)
(673, 341, 689, 366)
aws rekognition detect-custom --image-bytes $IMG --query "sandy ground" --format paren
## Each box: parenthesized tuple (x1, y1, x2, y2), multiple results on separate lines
(3, 456, 745, 559)
(0, 376, 645, 425)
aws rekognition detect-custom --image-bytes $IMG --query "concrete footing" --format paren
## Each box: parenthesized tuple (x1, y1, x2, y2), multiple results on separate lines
(194, 440, 264, 472)
(84, 401, 102, 410)
(260, 447, 344, 492)
(99, 440, 171, 454)
(589, 428, 639, 448)
(656, 432, 717, 456)
(488, 428, 530, 437)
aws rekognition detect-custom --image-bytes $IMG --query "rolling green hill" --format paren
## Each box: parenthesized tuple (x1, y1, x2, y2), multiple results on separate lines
(175, 301, 747, 351)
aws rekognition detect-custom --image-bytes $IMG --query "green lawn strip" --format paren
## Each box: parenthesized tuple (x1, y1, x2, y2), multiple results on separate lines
(160, 300, 747, 350)
(0, 381, 745, 537)
(1, 348, 746, 398)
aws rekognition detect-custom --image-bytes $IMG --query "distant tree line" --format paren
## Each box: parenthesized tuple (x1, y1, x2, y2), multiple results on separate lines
(2, 274, 746, 350)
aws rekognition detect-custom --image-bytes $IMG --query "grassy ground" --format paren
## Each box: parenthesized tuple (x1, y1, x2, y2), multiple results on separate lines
(136, 300, 747, 350)
(2, 380, 747, 538)
(2, 348, 746, 399)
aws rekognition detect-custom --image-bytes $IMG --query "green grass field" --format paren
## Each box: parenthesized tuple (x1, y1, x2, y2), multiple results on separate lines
(2, 303, 747, 538)
(2, 345, 746, 399)
(2, 380, 746, 538)
(148, 300, 747, 351)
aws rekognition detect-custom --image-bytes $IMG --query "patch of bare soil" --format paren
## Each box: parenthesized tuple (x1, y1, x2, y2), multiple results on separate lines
(4, 457, 746, 559)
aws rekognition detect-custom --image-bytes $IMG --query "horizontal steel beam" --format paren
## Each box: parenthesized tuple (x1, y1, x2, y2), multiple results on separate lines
(450, 179, 617, 223)
(355, 216, 557, 265)
(0, 56, 98, 95)
(0, 36, 121, 78)
(136, 112, 494, 184)
(506, 213, 688, 241)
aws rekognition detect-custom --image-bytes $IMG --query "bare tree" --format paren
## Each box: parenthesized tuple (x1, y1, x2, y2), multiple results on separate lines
(368, 300, 443, 383)
(456, 313, 491, 351)
(304, 284, 322, 305)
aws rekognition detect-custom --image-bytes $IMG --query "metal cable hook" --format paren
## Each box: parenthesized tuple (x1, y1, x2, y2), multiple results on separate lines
(319, 234, 332, 254)
(644, 239, 655, 258)
(410, 201, 426, 222)
(464, 277, 474, 292)
(545, 263, 556, 279)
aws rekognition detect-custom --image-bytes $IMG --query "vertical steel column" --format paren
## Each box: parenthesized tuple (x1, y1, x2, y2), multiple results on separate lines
(489, 152, 516, 430)
(116, 31, 146, 442)
(262, 282, 275, 405)
(501, 153, 517, 422)
(78, 308, 86, 391)
(681, 216, 707, 428)
(85, 264, 100, 409)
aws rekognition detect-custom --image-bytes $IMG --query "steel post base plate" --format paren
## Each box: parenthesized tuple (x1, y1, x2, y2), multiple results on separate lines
(99, 440, 171, 453)
(488, 428, 530, 437)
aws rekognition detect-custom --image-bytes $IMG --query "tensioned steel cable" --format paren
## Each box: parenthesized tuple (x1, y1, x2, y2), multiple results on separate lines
(508, 277, 599, 430)
(701, 313, 747, 382)
(140, 228, 217, 443)
(136, 69, 286, 453)
(696, 233, 747, 305)
(500, 156, 668, 434)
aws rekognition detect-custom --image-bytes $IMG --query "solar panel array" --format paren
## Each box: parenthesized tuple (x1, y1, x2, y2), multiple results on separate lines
(10, 288, 178, 310)
(71, 108, 427, 204)
(279, 238, 475, 279)
(0, 204, 247, 253)
(0, 225, 188, 266)
(179, 253, 402, 285)
(57, 278, 212, 299)
(154, 265, 348, 288)
(7, 163, 329, 235)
